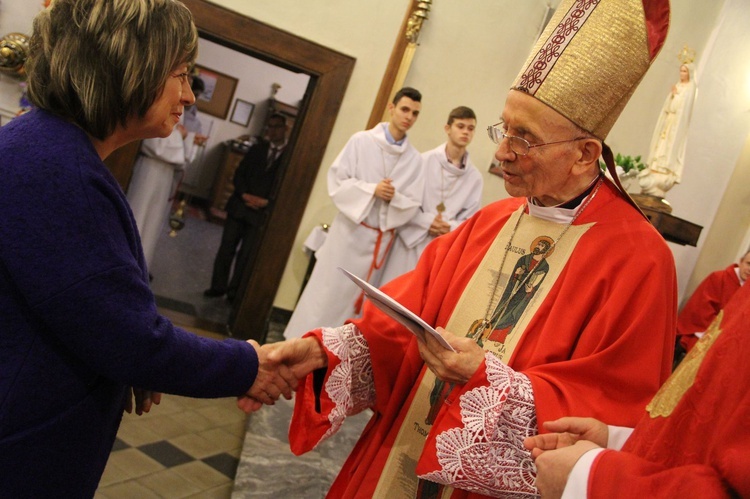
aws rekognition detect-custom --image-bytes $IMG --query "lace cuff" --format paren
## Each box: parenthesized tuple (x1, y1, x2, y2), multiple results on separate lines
(419, 352, 539, 497)
(319, 324, 376, 442)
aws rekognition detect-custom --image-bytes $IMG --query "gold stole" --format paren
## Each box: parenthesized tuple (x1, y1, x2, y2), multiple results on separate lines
(647, 310, 726, 418)
(372, 207, 593, 498)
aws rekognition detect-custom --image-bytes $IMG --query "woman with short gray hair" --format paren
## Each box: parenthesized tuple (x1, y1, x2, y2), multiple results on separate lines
(0, 0, 293, 495)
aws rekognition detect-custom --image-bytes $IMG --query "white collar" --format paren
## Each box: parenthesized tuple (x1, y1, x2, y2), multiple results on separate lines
(527, 201, 580, 224)
(527, 176, 602, 224)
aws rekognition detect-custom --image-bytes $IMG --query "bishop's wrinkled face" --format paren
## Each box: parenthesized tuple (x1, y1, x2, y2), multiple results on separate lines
(493, 90, 589, 206)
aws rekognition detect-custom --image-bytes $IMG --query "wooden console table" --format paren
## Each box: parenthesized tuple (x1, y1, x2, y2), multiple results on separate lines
(641, 208, 702, 246)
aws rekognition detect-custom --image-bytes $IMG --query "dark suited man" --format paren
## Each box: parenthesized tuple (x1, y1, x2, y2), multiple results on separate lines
(205, 113, 288, 301)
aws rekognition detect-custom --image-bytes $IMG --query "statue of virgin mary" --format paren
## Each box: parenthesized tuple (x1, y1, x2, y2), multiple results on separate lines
(638, 62, 697, 198)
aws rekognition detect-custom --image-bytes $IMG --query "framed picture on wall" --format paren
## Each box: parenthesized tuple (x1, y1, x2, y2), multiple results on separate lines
(230, 99, 255, 127)
(194, 65, 238, 120)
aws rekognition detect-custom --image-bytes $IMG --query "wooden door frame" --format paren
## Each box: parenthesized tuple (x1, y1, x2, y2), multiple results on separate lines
(183, 0, 355, 340)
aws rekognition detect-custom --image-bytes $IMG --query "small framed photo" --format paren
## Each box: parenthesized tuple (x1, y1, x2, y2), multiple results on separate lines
(230, 99, 255, 127)
(194, 65, 238, 120)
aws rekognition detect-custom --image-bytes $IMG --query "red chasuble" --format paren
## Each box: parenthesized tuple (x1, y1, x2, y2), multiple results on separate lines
(677, 264, 741, 352)
(290, 180, 676, 498)
(590, 282, 750, 498)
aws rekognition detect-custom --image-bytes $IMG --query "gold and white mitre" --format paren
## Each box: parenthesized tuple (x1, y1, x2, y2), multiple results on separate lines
(511, 0, 670, 141)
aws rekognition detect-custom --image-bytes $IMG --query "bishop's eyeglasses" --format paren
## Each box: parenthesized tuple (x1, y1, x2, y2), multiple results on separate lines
(487, 121, 586, 156)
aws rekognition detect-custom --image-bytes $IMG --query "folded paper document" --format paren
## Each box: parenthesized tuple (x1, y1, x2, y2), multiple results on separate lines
(339, 267, 455, 351)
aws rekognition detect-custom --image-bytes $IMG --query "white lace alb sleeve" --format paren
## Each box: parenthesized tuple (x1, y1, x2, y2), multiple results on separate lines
(418, 352, 539, 498)
(318, 324, 376, 444)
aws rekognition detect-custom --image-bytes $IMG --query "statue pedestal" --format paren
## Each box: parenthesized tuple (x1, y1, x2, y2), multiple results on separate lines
(631, 193, 673, 213)
(629, 193, 702, 246)
(637, 206, 702, 246)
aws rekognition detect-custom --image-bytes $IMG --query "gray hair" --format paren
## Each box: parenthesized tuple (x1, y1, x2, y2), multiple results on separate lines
(26, 0, 198, 140)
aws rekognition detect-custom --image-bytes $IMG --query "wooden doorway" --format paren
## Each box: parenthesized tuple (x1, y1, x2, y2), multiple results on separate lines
(181, 0, 355, 340)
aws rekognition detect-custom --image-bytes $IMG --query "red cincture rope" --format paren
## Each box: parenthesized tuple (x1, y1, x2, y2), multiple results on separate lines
(353, 222, 396, 314)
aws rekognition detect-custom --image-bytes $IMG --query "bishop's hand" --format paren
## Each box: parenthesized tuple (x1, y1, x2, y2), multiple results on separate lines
(417, 327, 484, 384)
(237, 340, 298, 414)
(264, 337, 328, 380)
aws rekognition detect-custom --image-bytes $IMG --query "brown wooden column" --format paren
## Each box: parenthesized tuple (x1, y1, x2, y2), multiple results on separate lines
(366, 1, 433, 129)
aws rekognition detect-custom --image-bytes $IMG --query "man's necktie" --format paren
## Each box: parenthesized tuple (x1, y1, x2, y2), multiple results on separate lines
(266, 145, 279, 169)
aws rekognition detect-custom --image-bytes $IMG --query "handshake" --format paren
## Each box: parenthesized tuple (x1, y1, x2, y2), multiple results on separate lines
(237, 337, 328, 413)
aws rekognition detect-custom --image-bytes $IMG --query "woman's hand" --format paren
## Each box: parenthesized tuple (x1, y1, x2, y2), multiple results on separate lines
(124, 387, 162, 415)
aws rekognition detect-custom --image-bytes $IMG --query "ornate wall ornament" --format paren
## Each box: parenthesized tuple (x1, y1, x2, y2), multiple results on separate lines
(367, 0, 434, 127)
(405, 1, 432, 44)
(0, 33, 30, 78)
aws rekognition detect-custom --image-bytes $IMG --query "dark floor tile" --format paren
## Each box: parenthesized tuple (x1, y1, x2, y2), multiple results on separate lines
(139, 440, 194, 468)
(111, 437, 130, 451)
(202, 452, 239, 478)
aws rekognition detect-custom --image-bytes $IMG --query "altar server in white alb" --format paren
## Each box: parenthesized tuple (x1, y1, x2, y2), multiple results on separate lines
(381, 106, 484, 283)
(284, 87, 425, 339)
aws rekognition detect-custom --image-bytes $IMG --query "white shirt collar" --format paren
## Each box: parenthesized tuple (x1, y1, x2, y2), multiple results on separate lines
(382, 123, 405, 145)
(527, 201, 580, 224)
(527, 176, 601, 223)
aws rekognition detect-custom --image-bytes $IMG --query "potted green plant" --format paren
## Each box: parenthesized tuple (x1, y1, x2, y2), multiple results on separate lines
(600, 153, 646, 191)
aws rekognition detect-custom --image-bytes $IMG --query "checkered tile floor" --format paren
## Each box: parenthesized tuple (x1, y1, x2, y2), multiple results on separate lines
(95, 328, 248, 498)
(113, 438, 239, 478)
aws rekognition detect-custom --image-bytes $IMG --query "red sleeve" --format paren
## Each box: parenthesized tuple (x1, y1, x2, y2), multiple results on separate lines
(351, 203, 521, 417)
(286, 206, 507, 457)
(415, 354, 539, 497)
(590, 285, 750, 498)
(289, 324, 380, 456)
(677, 271, 724, 336)
(590, 450, 734, 498)
(520, 217, 677, 429)
(677, 266, 739, 337)
(288, 330, 340, 455)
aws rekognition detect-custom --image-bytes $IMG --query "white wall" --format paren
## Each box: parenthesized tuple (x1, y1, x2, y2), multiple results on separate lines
(182, 38, 309, 199)
(687, 129, 750, 295)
